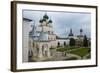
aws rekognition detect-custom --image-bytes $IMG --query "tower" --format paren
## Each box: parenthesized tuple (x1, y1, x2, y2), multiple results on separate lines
(69, 28, 74, 36)
(80, 28, 83, 36)
(29, 13, 57, 61)
(39, 13, 55, 41)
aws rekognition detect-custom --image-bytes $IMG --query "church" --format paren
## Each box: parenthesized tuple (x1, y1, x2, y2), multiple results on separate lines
(28, 13, 70, 61)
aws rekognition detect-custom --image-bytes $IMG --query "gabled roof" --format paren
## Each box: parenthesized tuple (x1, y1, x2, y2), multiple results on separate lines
(23, 18, 32, 22)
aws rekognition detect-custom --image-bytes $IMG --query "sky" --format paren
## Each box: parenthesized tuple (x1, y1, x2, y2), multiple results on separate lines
(23, 10, 91, 38)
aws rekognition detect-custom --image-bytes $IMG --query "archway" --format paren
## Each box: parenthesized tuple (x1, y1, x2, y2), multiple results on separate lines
(42, 44, 48, 57)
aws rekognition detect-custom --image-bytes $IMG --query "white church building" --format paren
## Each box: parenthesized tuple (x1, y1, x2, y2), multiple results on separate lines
(28, 14, 69, 61)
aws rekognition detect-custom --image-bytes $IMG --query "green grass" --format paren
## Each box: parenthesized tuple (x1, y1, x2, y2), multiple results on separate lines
(49, 47, 56, 50)
(56, 46, 78, 52)
(56, 47, 67, 52)
(56, 46, 90, 57)
(70, 48, 90, 57)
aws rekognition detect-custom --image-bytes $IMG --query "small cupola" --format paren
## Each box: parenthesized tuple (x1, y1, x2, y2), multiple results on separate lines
(39, 19, 43, 23)
(43, 13, 49, 19)
(48, 19, 53, 23)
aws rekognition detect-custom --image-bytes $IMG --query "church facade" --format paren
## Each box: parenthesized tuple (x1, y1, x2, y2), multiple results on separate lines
(28, 14, 70, 61)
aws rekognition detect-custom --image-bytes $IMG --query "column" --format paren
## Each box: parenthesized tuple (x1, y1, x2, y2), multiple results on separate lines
(47, 47, 51, 57)
(38, 45, 43, 58)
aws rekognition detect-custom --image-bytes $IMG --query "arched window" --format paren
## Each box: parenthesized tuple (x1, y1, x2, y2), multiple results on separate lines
(58, 41, 60, 47)
(42, 44, 48, 56)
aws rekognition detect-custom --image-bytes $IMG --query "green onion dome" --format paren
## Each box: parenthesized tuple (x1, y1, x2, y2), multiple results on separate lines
(39, 19, 43, 23)
(48, 19, 52, 23)
(43, 14, 49, 19)
(42, 18, 46, 21)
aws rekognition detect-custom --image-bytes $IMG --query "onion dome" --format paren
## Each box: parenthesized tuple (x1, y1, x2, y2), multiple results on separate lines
(43, 14, 49, 19)
(42, 18, 46, 21)
(80, 29, 83, 33)
(48, 19, 52, 23)
(39, 19, 43, 23)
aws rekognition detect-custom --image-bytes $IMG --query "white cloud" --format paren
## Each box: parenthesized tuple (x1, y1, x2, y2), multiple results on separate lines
(23, 10, 91, 37)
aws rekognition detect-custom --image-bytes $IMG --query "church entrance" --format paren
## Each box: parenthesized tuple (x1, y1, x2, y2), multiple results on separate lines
(42, 44, 48, 57)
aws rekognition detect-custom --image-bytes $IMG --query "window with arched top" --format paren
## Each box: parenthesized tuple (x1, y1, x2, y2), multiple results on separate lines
(42, 44, 48, 56)
(58, 41, 60, 47)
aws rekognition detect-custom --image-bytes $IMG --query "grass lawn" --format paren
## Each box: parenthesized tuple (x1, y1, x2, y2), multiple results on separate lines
(56, 46, 78, 52)
(56, 47, 67, 52)
(70, 48, 90, 57)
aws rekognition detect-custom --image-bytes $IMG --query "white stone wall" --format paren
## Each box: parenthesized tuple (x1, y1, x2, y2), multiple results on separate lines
(50, 40, 58, 48)
(22, 20, 33, 62)
(57, 39, 70, 46)
(42, 26, 52, 32)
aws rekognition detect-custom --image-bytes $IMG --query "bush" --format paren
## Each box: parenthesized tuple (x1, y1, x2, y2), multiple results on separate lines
(50, 47, 55, 50)
(83, 35, 88, 47)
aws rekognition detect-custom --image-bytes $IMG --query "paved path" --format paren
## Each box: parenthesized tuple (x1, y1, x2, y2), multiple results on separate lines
(51, 49, 82, 60)
(30, 48, 85, 62)
(83, 53, 90, 59)
(66, 53, 81, 59)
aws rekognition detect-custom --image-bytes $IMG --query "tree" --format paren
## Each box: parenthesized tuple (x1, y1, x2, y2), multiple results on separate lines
(69, 38, 75, 46)
(83, 35, 88, 47)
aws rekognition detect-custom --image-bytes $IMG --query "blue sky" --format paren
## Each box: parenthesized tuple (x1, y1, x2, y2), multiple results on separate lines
(23, 10, 91, 38)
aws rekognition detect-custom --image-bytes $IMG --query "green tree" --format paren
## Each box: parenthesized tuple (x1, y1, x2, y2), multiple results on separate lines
(83, 35, 88, 47)
(69, 38, 75, 46)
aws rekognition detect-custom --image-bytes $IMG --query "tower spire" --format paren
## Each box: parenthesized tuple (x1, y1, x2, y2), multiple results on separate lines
(69, 28, 74, 36)
(43, 13, 49, 19)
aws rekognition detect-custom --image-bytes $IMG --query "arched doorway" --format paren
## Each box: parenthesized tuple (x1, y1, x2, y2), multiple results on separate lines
(42, 44, 48, 57)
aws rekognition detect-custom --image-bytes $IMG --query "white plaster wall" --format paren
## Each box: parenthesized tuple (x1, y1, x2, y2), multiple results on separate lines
(22, 20, 32, 62)
(50, 40, 58, 47)
(57, 39, 69, 46)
